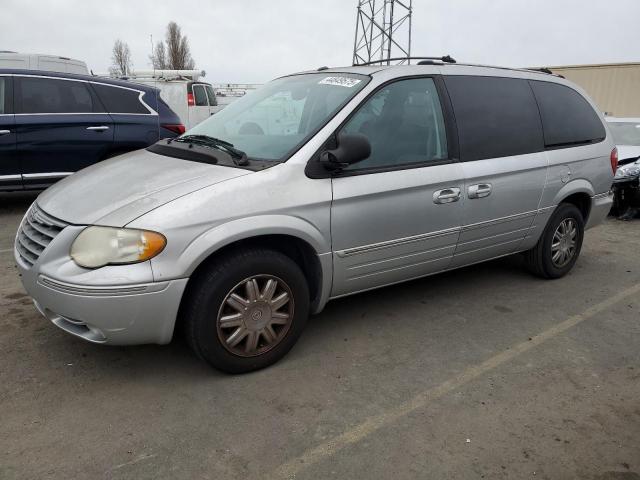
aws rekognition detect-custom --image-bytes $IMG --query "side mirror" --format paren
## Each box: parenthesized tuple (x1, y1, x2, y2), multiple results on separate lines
(320, 133, 371, 171)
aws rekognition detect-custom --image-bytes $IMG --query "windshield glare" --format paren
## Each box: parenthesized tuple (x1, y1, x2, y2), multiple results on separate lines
(609, 121, 640, 146)
(186, 73, 369, 161)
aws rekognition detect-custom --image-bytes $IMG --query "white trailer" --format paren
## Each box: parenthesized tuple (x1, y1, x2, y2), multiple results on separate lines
(0, 51, 88, 74)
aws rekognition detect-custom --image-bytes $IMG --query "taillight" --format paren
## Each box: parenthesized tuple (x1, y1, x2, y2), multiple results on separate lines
(610, 147, 618, 174)
(187, 92, 195, 106)
(162, 124, 186, 135)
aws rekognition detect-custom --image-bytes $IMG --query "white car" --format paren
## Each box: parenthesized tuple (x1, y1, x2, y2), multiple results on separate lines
(606, 117, 640, 161)
(605, 117, 640, 218)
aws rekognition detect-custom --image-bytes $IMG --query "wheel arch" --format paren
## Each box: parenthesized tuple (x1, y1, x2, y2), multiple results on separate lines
(171, 216, 333, 336)
(552, 179, 594, 223)
(187, 233, 325, 307)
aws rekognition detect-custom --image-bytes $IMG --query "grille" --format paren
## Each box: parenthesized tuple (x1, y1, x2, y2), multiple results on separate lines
(15, 205, 68, 268)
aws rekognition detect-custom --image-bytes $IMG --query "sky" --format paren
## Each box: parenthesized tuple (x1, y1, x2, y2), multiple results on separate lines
(1, 0, 639, 84)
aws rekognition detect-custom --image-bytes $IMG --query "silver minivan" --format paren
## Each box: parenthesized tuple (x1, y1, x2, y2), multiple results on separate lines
(15, 60, 616, 373)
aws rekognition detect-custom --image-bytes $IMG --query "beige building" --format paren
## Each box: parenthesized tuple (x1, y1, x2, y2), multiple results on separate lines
(544, 62, 640, 117)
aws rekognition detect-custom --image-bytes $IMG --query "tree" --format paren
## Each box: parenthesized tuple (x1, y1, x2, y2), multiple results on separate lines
(110, 39, 132, 76)
(150, 21, 195, 70)
(150, 41, 167, 70)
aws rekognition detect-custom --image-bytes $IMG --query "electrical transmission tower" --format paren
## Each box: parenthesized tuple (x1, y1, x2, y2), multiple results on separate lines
(352, 0, 413, 66)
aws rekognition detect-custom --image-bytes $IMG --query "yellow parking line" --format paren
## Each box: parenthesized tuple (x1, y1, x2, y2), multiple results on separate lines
(271, 282, 640, 479)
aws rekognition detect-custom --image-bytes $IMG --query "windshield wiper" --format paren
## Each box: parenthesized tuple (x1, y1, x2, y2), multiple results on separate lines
(175, 135, 249, 166)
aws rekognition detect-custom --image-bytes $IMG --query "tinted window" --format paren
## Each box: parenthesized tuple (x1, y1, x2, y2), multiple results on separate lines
(205, 85, 217, 106)
(530, 81, 606, 147)
(342, 77, 448, 170)
(18, 77, 99, 114)
(0, 78, 5, 114)
(193, 85, 208, 106)
(91, 83, 150, 114)
(445, 76, 543, 161)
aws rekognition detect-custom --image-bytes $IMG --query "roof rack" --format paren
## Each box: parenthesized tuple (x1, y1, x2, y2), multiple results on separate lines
(525, 67, 554, 75)
(353, 55, 457, 67)
(521, 67, 565, 78)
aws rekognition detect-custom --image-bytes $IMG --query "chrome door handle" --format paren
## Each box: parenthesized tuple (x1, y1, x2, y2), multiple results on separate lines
(433, 187, 461, 204)
(86, 126, 109, 132)
(0, 129, 10, 136)
(468, 183, 492, 199)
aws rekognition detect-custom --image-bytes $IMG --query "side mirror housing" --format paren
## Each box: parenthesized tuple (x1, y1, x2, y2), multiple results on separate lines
(320, 133, 371, 171)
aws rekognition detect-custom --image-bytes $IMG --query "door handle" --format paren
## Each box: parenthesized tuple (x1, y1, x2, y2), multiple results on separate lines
(433, 187, 461, 204)
(468, 183, 492, 199)
(86, 126, 109, 132)
(0, 129, 10, 136)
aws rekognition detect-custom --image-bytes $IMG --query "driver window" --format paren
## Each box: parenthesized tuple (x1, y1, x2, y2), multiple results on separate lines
(341, 77, 449, 170)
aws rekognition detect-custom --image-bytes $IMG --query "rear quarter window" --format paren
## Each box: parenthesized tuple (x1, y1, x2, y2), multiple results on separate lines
(445, 76, 544, 161)
(91, 83, 151, 114)
(529, 80, 605, 148)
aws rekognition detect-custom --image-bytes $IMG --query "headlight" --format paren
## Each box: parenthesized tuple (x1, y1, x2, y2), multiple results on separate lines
(614, 162, 640, 180)
(70, 227, 166, 268)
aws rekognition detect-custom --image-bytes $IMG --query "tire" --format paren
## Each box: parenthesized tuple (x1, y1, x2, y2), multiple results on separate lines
(183, 248, 309, 374)
(525, 203, 585, 279)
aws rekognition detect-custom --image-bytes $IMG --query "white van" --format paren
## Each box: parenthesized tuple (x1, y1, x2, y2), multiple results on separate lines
(0, 51, 88, 74)
(125, 70, 222, 129)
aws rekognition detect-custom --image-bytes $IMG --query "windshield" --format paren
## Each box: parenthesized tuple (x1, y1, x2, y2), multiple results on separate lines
(609, 121, 640, 146)
(186, 73, 369, 161)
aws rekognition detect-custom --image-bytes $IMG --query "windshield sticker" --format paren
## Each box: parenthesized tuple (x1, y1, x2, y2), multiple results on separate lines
(319, 77, 362, 88)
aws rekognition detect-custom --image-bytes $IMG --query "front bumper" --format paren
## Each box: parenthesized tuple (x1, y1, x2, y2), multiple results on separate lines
(24, 275, 188, 345)
(15, 220, 188, 346)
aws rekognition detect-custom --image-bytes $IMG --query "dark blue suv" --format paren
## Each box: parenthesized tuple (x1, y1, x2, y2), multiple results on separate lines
(0, 69, 184, 191)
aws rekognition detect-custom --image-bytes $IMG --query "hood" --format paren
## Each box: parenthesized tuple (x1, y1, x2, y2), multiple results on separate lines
(617, 145, 640, 162)
(37, 149, 251, 226)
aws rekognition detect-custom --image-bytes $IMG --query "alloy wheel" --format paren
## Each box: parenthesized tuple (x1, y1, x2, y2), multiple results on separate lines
(216, 275, 294, 357)
(551, 218, 578, 268)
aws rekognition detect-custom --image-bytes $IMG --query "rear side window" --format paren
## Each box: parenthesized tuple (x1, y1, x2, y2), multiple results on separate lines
(17, 77, 101, 114)
(91, 83, 150, 114)
(193, 85, 208, 106)
(530, 81, 605, 148)
(445, 76, 544, 161)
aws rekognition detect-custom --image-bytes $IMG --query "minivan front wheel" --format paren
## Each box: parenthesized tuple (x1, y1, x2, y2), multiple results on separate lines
(183, 248, 309, 373)
(525, 203, 585, 279)
(216, 274, 295, 358)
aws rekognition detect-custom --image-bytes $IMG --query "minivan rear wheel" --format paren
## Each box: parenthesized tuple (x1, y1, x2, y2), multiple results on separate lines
(183, 248, 309, 373)
(524, 203, 585, 279)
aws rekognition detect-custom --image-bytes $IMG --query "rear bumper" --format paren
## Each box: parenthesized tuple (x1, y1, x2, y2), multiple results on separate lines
(586, 191, 614, 230)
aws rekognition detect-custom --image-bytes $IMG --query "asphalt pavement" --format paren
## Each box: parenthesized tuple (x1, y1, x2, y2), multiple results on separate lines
(1, 191, 639, 480)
